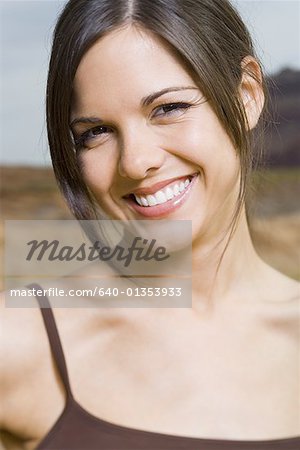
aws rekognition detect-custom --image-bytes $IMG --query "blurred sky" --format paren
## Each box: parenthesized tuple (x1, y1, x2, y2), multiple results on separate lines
(0, 0, 299, 166)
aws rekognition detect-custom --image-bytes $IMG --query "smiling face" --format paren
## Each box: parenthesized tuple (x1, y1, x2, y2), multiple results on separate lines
(71, 25, 241, 242)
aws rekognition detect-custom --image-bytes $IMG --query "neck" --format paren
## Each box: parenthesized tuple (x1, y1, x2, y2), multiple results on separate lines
(191, 208, 263, 310)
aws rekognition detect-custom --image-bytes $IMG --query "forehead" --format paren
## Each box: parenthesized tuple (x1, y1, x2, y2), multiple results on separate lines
(72, 25, 195, 110)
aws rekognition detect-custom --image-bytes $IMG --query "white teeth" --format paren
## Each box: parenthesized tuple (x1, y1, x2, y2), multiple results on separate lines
(173, 184, 180, 196)
(133, 176, 192, 207)
(140, 196, 148, 207)
(146, 194, 157, 206)
(165, 187, 174, 200)
(155, 190, 167, 204)
(135, 196, 143, 206)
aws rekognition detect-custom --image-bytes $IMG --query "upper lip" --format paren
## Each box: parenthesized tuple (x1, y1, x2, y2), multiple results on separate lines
(123, 173, 197, 197)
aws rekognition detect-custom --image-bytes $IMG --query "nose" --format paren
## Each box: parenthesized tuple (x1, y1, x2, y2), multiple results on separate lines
(118, 126, 165, 180)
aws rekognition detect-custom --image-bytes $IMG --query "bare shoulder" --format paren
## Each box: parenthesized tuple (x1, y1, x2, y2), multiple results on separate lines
(258, 262, 300, 335)
(0, 289, 50, 432)
(0, 288, 44, 373)
(260, 259, 299, 301)
(0, 283, 123, 442)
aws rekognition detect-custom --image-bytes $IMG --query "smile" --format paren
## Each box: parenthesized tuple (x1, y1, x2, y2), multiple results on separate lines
(134, 177, 191, 206)
(124, 173, 198, 218)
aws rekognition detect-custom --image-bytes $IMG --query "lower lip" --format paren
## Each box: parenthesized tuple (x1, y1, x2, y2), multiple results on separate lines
(125, 174, 198, 218)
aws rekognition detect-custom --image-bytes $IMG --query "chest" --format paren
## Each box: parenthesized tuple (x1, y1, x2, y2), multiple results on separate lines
(65, 316, 299, 439)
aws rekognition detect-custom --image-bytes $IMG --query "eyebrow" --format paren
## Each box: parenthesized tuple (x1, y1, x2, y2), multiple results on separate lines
(70, 86, 198, 128)
(70, 116, 104, 128)
(141, 85, 198, 107)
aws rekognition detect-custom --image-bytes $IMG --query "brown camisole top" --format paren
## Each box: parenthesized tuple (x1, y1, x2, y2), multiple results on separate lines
(32, 286, 300, 449)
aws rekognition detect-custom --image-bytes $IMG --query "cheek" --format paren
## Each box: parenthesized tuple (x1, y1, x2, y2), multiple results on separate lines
(165, 115, 239, 180)
(79, 148, 116, 196)
(167, 115, 241, 216)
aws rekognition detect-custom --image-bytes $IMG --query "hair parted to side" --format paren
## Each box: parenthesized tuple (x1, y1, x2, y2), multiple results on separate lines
(47, 0, 268, 221)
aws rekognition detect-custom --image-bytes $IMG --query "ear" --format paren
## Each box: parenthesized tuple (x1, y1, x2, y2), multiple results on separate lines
(239, 56, 265, 130)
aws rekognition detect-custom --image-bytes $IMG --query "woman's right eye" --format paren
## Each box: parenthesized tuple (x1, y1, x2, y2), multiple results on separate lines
(75, 125, 112, 148)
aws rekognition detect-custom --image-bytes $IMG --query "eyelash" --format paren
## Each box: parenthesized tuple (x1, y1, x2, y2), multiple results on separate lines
(74, 102, 192, 149)
(74, 126, 110, 148)
(153, 102, 192, 117)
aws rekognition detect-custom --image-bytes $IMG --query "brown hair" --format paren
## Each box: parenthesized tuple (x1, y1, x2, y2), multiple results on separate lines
(47, 0, 267, 221)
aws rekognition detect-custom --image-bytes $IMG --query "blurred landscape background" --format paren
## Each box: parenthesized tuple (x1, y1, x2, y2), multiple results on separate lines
(1, 68, 300, 284)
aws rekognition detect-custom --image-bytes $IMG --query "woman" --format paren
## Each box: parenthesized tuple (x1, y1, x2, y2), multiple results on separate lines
(1, 0, 299, 448)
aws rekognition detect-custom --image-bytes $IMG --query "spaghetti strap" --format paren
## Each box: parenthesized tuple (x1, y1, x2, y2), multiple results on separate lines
(28, 283, 73, 399)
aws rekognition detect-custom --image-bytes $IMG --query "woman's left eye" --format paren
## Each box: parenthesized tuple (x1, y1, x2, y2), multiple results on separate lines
(152, 102, 192, 118)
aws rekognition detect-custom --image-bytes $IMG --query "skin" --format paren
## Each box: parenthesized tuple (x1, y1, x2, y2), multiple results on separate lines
(0, 24, 299, 449)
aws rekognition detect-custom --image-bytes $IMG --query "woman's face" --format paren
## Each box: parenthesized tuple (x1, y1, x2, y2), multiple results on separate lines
(71, 25, 241, 242)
